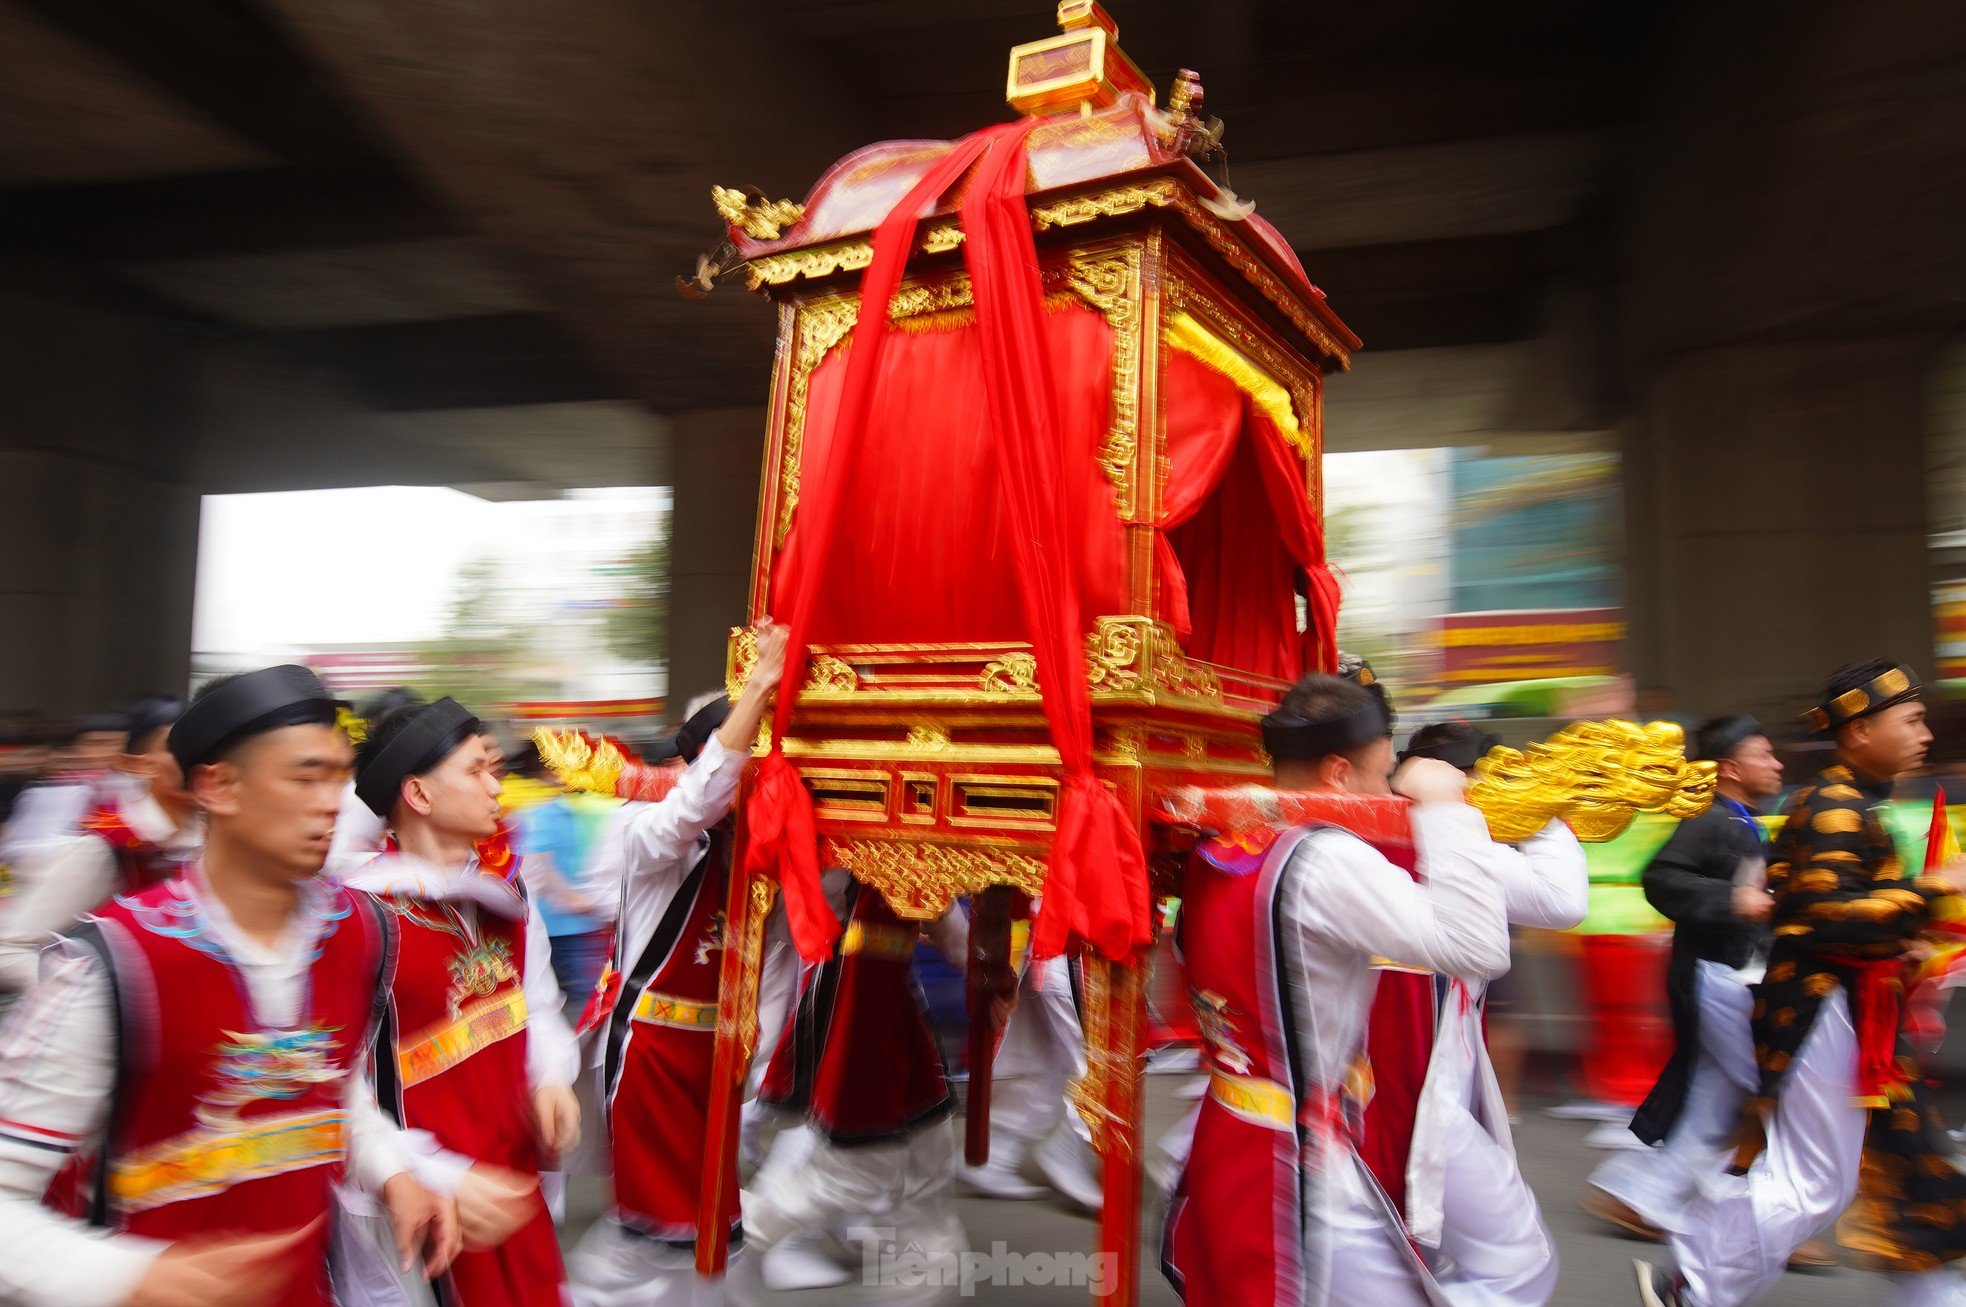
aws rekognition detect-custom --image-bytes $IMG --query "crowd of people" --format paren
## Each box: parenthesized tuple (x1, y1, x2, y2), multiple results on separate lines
(0, 640, 1959, 1306)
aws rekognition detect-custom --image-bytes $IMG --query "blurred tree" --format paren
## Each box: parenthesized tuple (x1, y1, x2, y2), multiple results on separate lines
(415, 555, 552, 710)
(601, 530, 668, 669)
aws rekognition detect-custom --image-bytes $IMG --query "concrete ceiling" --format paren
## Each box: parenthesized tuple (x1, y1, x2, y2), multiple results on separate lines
(0, 0, 1657, 492)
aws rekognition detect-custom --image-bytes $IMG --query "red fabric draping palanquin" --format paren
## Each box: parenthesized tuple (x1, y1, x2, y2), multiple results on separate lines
(746, 120, 1152, 964)
(773, 303, 1126, 641)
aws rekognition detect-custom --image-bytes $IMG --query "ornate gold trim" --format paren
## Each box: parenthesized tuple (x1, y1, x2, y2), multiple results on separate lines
(1085, 616, 1222, 703)
(806, 654, 859, 693)
(713, 186, 805, 241)
(1064, 250, 1142, 512)
(905, 722, 951, 751)
(725, 627, 858, 696)
(980, 652, 1040, 694)
(732, 876, 778, 1066)
(823, 837, 1047, 921)
(746, 178, 1349, 364)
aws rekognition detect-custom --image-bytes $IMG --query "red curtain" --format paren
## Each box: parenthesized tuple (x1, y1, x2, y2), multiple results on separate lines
(774, 305, 1127, 641)
(1158, 348, 1339, 680)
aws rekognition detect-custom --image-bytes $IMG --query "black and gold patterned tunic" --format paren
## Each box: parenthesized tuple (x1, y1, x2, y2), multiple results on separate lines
(1739, 762, 1966, 1272)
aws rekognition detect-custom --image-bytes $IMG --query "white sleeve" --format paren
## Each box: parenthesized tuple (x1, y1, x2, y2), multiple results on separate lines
(522, 904, 578, 1089)
(0, 786, 92, 862)
(616, 738, 748, 881)
(342, 1069, 410, 1196)
(1289, 805, 1512, 981)
(0, 838, 117, 995)
(0, 947, 165, 1306)
(326, 785, 388, 878)
(1483, 819, 1591, 931)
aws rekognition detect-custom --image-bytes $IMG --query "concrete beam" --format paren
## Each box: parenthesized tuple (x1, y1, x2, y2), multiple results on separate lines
(261, 0, 872, 412)
(12, 0, 396, 171)
(0, 169, 458, 262)
(1241, 131, 1612, 252)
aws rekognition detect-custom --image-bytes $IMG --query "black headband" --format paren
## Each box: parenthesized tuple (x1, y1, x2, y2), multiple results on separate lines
(1398, 724, 1501, 773)
(354, 697, 481, 817)
(1262, 702, 1389, 762)
(1695, 713, 1764, 763)
(168, 665, 336, 774)
(673, 697, 732, 764)
(1802, 664, 1921, 736)
(124, 696, 185, 753)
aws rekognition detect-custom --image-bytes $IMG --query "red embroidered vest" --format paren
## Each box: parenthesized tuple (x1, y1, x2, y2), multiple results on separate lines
(82, 805, 193, 897)
(1162, 831, 1317, 1307)
(372, 891, 564, 1304)
(88, 878, 386, 1307)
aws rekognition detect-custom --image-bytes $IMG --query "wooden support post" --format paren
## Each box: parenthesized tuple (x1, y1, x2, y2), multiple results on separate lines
(1077, 953, 1148, 1307)
(695, 843, 776, 1276)
(964, 884, 1017, 1165)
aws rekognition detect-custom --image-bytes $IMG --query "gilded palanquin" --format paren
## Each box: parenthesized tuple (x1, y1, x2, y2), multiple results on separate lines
(722, 99, 1357, 920)
(698, 10, 1357, 1303)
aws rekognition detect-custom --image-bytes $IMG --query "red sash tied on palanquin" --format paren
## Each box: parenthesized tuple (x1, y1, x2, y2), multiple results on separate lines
(604, 827, 737, 1248)
(84, 878, 386, 1307)
(82, 806, 193, 896)
(1162, 827, 1326, 1307)
(373, 890, 564, 1304)
(759, 883, 952, 1145)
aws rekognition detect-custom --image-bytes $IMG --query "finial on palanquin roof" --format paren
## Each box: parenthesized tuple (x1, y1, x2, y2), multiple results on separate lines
(1007, 1, 1155, 116)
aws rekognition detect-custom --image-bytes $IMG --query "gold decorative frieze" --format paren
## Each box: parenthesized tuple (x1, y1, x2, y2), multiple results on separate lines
(1084, 616, 1222, 703)
(905, 723, 952, 751)
(824, 837, 1047, 921)
(981, 652, 1041, 695)
(744, 177, 1348, 371)
(806, 655, 859, 693)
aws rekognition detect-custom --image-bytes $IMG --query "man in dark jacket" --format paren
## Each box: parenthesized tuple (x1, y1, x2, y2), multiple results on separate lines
(1585, 713, 1831, 1264)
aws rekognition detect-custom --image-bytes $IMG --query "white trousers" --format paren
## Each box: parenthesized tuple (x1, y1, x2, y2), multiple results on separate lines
(567, 1218, 724, 1307)
(1668, 990, 1864, 1306)
(1321, 1149, 1445, 1307)
(1590, 960, 1760, 1234)
(1432, 1105, 1558, 1307)
(743, 1119, 968, 1306)
(987, 956, 1089, 1156)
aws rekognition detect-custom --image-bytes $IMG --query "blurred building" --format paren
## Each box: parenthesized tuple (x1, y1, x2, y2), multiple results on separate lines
(1432, 449, 1625, 693)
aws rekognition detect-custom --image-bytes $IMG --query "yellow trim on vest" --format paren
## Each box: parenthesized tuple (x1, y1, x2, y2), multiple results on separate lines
(109, 1109, 343, 1213)
(1207, 1071, 1296, 1131)
(397, 988, 527, 1088)
(631, 990, 718, 1031)
(839, 921, 917, 961)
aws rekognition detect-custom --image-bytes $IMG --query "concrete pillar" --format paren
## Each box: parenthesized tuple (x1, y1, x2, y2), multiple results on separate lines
(1613, 0, 1966, 719)
(1621, 337, 1940, 721)
(0, 450, 198, 715)
(667, 408, 767, 707)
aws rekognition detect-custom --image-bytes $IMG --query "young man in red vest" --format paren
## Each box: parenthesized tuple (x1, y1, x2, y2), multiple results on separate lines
(0, 664, 458, 1307)
(345, 696, 580, 1305)
(565, 623, 788, 1307)
(0, 696, 199, 1001)
(1161, 671, 1512, 1307)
